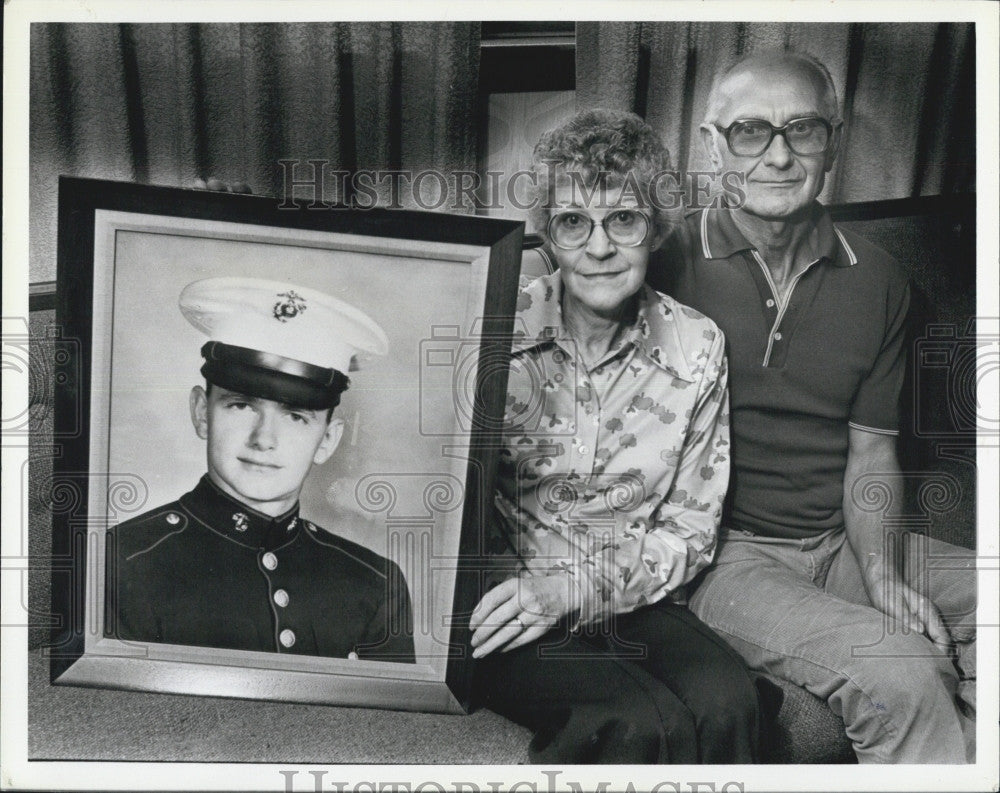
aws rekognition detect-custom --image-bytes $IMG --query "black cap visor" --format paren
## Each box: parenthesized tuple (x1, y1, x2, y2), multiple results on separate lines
(200, 342, 348, 410)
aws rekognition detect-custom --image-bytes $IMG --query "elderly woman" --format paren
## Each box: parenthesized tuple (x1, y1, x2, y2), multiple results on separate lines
(468, 109, 760, 763)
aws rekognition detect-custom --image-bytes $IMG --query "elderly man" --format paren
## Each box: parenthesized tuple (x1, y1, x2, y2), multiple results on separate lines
(650, 51, 976, 763)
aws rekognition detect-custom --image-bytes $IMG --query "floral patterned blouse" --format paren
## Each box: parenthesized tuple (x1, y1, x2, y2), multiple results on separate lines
(491, 271, 730, 625)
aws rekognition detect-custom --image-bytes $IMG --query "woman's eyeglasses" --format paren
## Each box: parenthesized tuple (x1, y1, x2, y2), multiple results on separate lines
(547, 209, 651, 250)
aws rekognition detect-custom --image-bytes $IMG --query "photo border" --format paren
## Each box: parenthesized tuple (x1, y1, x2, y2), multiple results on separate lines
(48, 175, 524, 714)
(2, 1, 996, 790)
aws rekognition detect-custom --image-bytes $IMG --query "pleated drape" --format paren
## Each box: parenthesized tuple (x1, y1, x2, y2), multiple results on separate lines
(30, 22, 481, 281)
(30, 21, 976, 282)
(576, 22, 975, 204)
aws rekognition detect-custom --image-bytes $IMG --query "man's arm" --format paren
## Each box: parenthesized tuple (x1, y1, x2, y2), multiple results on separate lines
(843, 426, 950, 652)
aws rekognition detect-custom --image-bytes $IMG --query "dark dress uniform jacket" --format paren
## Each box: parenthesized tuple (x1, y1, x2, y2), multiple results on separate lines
(106, 476, 415, 662)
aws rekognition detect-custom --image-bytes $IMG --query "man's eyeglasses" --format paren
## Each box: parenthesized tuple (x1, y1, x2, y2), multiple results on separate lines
(713, 117, 834, 157)
(547, 209, 651, 250)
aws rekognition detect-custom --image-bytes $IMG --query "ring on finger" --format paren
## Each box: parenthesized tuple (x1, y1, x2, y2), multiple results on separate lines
(513, 615, 526, 630)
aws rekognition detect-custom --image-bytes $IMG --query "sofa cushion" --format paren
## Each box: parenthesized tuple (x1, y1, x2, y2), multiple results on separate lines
(760, 674, 855, 764)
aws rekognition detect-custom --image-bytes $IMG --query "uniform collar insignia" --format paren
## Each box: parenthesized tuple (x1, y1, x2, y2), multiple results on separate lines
(181, 475, 302, 550)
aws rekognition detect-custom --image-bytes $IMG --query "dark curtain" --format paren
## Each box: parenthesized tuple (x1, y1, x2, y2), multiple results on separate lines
(30, 22, 481, 281)
(576, 22, 975, 204)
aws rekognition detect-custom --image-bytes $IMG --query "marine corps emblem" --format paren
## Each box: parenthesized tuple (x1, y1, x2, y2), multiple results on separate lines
(273, 290, 307, 322)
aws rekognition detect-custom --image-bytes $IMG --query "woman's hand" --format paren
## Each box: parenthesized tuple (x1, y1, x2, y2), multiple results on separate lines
(469, 573, 580, 658)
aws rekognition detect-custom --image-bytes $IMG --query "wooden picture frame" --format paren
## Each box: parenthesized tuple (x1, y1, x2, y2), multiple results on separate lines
(49, 176, 524, 713)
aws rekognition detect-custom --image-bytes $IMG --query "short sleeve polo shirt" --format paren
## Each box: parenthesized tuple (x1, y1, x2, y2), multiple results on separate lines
(650, 203, 910, 539)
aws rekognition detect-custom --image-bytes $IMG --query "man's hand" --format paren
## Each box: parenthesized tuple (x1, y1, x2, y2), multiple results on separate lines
(469, 573, 580, 658)
(844, 427, 952, 656)
(862, 555, 952, 654)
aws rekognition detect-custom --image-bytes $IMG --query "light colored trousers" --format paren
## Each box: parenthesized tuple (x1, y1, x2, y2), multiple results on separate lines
(689, 526, 976, 763)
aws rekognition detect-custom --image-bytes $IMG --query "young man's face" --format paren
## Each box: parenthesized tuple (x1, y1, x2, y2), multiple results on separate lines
(190, 385, 343, 516)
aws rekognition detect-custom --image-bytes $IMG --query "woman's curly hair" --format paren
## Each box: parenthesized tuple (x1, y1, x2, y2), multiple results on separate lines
(529, 108, 676, 240)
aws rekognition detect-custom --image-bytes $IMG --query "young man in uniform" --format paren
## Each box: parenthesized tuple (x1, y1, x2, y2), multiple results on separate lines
(106, 277, 415, 662)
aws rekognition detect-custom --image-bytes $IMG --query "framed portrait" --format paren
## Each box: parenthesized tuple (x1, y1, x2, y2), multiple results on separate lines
(49, 176, 524, 713)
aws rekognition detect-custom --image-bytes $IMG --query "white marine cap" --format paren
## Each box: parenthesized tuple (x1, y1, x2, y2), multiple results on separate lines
(179, 276, 388, 409)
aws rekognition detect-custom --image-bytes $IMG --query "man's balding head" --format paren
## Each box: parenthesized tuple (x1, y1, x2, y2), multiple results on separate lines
(704, 51, 840, 126)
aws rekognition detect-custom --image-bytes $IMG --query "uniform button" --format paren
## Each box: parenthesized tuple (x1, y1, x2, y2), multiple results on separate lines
(262, 552, 278, 570)
(347, 651, 359, 660)
(279, 629, 296, 648)
(766, 299, 775, 308)
(273, 589, 289, 608)
(773, 332, 783, 341)
(166, 513, 180, 525)
(579, 445, 589, 455)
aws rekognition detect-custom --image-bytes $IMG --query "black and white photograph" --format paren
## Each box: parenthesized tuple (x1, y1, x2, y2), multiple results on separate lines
(2, 2, 997, 791)
(46, 176, 522, 712)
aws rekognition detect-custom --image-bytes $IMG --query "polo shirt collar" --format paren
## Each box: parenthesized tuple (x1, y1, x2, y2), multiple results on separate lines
(181, 474, 302, 550)
(511, 271, 695, 381)
(698, 202, 857, 267)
